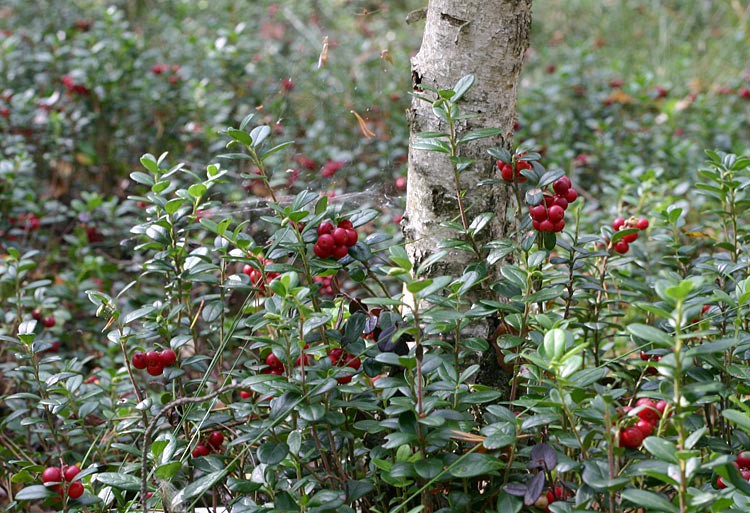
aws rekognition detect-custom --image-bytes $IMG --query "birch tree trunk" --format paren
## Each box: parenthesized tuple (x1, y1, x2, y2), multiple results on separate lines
(404, 0, 532, 389)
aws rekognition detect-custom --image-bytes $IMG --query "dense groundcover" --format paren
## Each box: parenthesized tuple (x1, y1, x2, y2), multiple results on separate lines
(3, 1, 750, 512)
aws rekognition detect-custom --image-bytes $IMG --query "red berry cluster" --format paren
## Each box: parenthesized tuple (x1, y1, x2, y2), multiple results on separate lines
(529, 176, 578, 233)
(41, 464, 84, 499)
(313, 275, 335, 295)
(264, 352, 285, 375)
(242, 258, 279, 293)
(611, 216, 649, 254)
(327, 347, 361, 384)
(32, 309, 56, 328)
(313, 220, 358, 259)
(618, 398, 668, 449)
(544, 486, 568, 512)
(131, 349, 177, 376)
(192, 431, 224, 458)
(321, 160, 345, 178)
(716, 452, 750, 488)
(11, 212, 41, 232)
(498, 155, 532, 183)
(61, 74, 90, 97)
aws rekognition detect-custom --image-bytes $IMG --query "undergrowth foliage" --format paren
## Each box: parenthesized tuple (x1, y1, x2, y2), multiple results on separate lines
(4, 69, 750, 513)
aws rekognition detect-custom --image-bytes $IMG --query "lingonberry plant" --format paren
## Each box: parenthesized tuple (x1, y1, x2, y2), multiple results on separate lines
(5, 59, 750, 513)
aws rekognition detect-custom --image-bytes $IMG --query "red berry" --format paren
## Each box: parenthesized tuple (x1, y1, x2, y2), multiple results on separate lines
(553, 196, 568, 210)
(499, 163, 514, 182)
(553, 176, 571, 195)
(742, 469, 750, 481)
(266, 353, 284, 370)
(395, 176, 407, 190)
(317, 233, 335, 250)
(532, 220, 541, 231)
(539, 220, 554, 232)
(328, 348, 344, 365)
(147, 364, 164, 376)
(565, 188, 578, 203)
(68, 481, 84, 499)
(32, 309, 42, 321)
(613, 241, 629, 254)
(612, 217, 626, 230)
(619, 426, 644, 449)
(622, 232, 638, 243)
(240, 390, 252, 400)
(737, 451, 750, 470)
(295, 353, 314, 366)
(43, 316, 56, 328)
(208, 431, 224, 449)
(192, 445, 210, 458)
(739, 87, 750, 99)
(717, 476, 727, 489)
(336, 375, 353, 384)
(548, 205, 565, 223)
(346, 355, 362, 370)
(640, 351, 650, 361)
(132, 352, 148, 369)
(313, 243, 332, 259)
(317, 222, 333, 236)
(552, 220, 565, 232)
(63, 465, 80, 482)
(529, 205, 547, 222)
(159, 349, 177, 367)
(332, 227, 348, 245)
(655, 400, 668, 416)
(635, 418, 656, 437)
(344, 229, 358, 247)
(242, 264, 253, 277)
(635, 398, 661, 424)
(338, 219, 354, 230)
(544, 195, 555, 208)
(42, 467, 62, 484)
(636, 218, 649, 230)
(332, 244, 349, 259)
(146, 351, 161, 367)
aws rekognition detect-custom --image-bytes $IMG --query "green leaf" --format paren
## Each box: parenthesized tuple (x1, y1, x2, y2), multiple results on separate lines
(257, 442, 289, 465)
(627, 324, 673, 347)
(226, 128, 253, 146)
(155, 461, 183, 479)
(123, 306, 156, 325)
(449, 453, 501, 478)
(620, 489, 678, 513)
(96, 472, 141, 491)
(16, 485, 55, 500)
(723, 409, 750, 433)
(642, 437, 678, 464)
(182, 470, 225, 500)
(457, 127, 502, 144)
(452, 74, 475, 101)
(188, 183, 207, 199)
(412, 138, 451, 154)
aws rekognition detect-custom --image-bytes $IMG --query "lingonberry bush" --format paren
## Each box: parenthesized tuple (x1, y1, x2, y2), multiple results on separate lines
(4, 71, 750, 513)
(3, 2, 750, 513)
